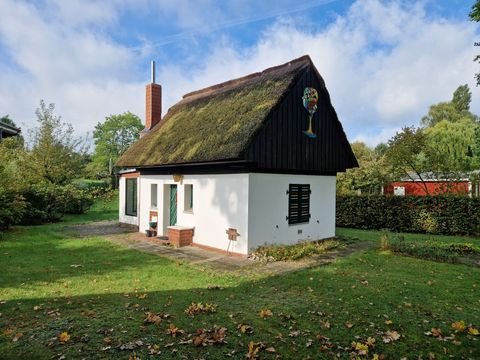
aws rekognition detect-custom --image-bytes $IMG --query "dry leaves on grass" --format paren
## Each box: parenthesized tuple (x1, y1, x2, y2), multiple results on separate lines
(184, 302, 217, 317)
(258, 308, 273, 319)
(143, 312, 163, 325)
(192, 327, 227, 347)
(119, 340, 143, 350)
(246, 341, 267, 359)
(320, 320, 331, 329)
(238, 324, 254, 334)
(166, 323, 185, 338)
(382, 330, 400, 343)
(58, 332, 70, 343)
(451, 321, 466, 332)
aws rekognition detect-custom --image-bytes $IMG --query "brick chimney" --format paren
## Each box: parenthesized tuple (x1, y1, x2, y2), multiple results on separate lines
(145, 60, 162, 131)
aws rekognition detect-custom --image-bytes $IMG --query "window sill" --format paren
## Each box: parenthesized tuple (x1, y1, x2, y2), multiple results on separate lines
(183, 210, 194, 214)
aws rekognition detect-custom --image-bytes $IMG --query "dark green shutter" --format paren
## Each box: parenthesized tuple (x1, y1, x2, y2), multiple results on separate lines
(287, 184, 310, 224)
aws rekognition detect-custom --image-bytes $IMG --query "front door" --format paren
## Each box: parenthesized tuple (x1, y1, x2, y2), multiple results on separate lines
(169, 184, 177, 226)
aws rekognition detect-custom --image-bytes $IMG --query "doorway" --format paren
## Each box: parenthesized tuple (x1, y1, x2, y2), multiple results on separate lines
(169, 184, 177, 226)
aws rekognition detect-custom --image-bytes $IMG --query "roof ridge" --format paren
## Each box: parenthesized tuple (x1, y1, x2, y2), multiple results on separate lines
(182, 55, 311, 100)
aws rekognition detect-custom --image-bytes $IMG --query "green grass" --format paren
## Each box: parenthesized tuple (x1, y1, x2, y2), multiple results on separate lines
(337, 227, 480, 247)
(1, 208, 479, 359)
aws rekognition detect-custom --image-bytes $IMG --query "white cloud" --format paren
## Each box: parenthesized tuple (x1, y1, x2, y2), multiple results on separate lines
(0, 0, 142, 134)
(0, 0, 478, 148)
(157, 0, 479, 145)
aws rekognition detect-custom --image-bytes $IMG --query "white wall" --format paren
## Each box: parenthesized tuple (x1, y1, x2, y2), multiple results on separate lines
(122, 172, 336, 255)
(248, 174, 336, 251)
(119, 176, 140, 226)
(138, 174, 250, 255)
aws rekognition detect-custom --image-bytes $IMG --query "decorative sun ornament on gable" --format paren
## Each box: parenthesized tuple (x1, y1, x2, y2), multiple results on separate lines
(302, 87, 319, 138)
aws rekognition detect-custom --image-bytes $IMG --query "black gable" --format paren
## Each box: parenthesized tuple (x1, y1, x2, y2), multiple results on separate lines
(244, 63, 358, 174)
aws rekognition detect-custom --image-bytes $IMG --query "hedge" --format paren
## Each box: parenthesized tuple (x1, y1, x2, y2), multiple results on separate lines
(336, 195, 480, 236)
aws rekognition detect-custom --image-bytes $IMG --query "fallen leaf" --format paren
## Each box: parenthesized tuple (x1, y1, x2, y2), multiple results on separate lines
(238, 324, 253, 334)
(366, 337, 376, 347)
(58, 332, 70, 343)
(345, 322, 354, 329)
(382, 330, 400, 343)
(265, 346, 276, 353)
(452, 321, 466, 332)
(320, 320, 331, 329)
(166, 323, 184, 337)
(259, 309, 273, 319)
(12, 333, 23, 342)
(468, 327, 479, 336)
(144, 312, 162, 325)
(119, 340, 143, 350)
(384, 320, 393, 325)
(352, 341, 368, 355)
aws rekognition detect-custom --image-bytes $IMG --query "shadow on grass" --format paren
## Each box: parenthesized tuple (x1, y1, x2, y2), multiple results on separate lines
(0, 226, 161, 291)
(1, 252, 480, 360)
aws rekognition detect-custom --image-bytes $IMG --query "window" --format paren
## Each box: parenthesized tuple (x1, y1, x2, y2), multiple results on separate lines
(125, 179, 137, 216)
(184, 184, 193, 212)
(287, 184, 310, 225)
(151, 184, 158, 208)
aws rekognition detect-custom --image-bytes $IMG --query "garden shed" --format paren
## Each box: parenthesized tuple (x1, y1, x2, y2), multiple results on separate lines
(117, 55, 358, 255)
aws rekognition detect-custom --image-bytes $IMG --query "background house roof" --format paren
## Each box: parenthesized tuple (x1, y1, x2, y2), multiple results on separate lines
(0, 120, 21, 138)
(117, 56, 310, 167)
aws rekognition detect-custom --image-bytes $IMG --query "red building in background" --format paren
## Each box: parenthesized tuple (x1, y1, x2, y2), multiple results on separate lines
(383, 172, 480, 197)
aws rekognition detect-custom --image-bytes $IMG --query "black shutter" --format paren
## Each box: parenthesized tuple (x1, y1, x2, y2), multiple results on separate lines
(288, 184, 310, 224)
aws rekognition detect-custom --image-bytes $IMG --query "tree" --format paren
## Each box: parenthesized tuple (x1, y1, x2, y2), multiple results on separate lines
(471, 0, 480, 22)
(421, 85, 477, 127)
(337, 142, 392, 195)
(89, 112, 143, 177)
(385, 126, 430, 194)
(425, 118, 478, 176)
(29, 100, 87, 185)
(471, 0, 480, 85)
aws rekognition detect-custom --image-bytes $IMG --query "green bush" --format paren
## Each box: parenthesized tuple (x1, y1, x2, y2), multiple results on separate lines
(20, 183, 66, 224)
(0, 190, 27, 230)
(61, 184, 94, 214)
(336, 195, 480, 236)
(19, 183, 94, 224)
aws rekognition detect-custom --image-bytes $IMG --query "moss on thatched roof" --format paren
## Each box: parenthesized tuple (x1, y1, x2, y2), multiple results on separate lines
(117, 56, 311, 167)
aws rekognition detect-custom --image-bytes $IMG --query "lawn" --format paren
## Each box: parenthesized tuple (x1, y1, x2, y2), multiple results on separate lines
(0, 200, 479, 359)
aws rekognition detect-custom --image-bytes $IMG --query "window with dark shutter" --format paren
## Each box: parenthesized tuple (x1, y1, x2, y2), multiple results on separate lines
(287, 184, 311, 225)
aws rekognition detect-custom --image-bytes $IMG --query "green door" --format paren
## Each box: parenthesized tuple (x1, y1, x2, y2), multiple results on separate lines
(169, 184, 177, 226)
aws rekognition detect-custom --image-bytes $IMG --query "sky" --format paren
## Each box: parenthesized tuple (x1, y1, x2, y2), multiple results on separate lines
(0, 0, 479, 147)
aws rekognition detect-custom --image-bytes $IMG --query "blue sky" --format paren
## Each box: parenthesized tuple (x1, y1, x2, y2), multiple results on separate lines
(0, 0, 479, 146)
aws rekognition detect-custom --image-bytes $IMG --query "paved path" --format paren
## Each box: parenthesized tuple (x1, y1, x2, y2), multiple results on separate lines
(66, 221, 373, 276)
(106, 231, 373, 276)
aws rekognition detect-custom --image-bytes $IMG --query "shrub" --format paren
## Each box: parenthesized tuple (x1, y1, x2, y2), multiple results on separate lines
(20, 183, 66, 224)
(61, 184, 94, 214)
(251, 239, 342, 261)
(337, 195, 480, 236)
(0, 190, 26, 230)
(18, 182, 94, 224)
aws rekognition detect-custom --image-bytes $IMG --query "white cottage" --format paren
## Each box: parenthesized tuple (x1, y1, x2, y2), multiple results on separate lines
(117, 55, 358, 256)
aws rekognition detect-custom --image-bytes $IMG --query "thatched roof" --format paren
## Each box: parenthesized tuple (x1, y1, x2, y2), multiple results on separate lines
(117, 56, 311, 167)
